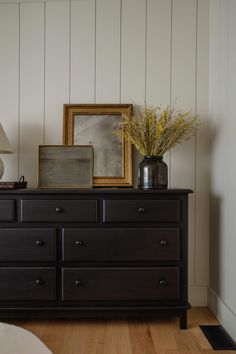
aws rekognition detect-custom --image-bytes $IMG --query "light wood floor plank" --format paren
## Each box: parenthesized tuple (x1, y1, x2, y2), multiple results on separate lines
(7, 308, 224, 354)
(41, 320, 70, 354)
(148, 318, 178, 351)
(129, 320, 157, 354)
(157, 351, 181, 354)
(173, 330, 205, 353)
(190, 326, 212, 350)
(104, 320, 132, 354)
(205, 351, 236, 354)
(187, 308, 212, 350)
(59, 320, 107, 354)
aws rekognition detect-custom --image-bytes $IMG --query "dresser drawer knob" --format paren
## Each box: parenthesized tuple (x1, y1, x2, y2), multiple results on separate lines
(138, 207, 145, 214)
(160, 240, 167, 247)
(75, 279, 84, 287)
(35, 240, 44, 246)
(55, 207, 63, 213)
(35, 279, 44, 286)
(159, 279, 168, 287)
(75, 240, 84, 247)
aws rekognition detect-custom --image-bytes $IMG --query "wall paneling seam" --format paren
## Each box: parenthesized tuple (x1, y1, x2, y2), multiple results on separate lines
(43, 1, 46, 144)
(144, 0, 148, 106)
(94, 0, 97, 104)
(169, 0, 173, 187)
(119, 0, 122, 104)
(18, 3, 21, 179)
(69, 0, 71, 104)
(194, 0, 198, 286)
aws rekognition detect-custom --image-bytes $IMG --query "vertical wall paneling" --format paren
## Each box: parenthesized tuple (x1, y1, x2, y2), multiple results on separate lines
(146, 0, 171, 106)
(44, 1, 70, 145)
(146, 0, 171, 179)
(195, 0, 209, 286)
(171, 0, 197, 285)
(121, 0, 146, 105)
(70, 0, 95, 103)
(19, 2, 44, 187)
(121, 0, 146, 187)
(0, 4, 19, 181)
(209, 0, 236, 338)
(96, 0, 120, 103)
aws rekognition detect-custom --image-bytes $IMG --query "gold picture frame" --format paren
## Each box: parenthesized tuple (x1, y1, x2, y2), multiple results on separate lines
(64, 104, 133, 187)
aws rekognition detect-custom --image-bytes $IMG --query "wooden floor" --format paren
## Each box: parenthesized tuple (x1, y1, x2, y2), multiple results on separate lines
(7, 308, 234, 354)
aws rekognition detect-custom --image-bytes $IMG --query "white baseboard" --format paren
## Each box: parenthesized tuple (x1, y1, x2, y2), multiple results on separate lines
(188, 286, 208, 306)
(208, 287, 236, 341)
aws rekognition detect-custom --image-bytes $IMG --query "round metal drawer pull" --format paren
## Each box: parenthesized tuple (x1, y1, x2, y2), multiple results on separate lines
(75, 279, 84, 287)
(75, 240, 84, 247)
(35, 240, 44, 246)
(55, 207, 63, 213)
(138, 207, 145, 214)
(35, 279, 44, 286)
(159, 279, 168, 287)
(160, 240, 167, 247)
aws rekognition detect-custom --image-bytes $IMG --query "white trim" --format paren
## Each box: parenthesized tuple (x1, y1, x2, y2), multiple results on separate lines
(189, 286, 208, 306)
(208, 287, 236, 341)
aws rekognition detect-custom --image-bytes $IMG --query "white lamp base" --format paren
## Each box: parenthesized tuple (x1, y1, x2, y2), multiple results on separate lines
(0, 158, 4, 180)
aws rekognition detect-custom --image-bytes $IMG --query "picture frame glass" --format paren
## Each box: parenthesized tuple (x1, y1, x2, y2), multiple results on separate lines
(73, 114, 122, 178)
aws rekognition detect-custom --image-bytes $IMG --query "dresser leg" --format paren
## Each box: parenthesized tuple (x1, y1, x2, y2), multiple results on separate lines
(179, 310, 187, 329)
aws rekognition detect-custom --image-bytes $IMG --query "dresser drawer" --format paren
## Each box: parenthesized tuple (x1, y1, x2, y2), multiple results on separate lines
(20, 199, 98, 222)
(62, 267, 179, 301)
(0, 268, 56, 300)
(0, 200, 15, 221)
(62, 228, 179, 262)
(103, 199, 180, 223)
(0, 229, 56, 262)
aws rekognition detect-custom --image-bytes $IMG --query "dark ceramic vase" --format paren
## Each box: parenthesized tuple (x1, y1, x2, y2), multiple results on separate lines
(138, 155, 168, 189)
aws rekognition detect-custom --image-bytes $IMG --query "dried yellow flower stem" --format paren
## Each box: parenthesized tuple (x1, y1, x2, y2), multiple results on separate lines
(114, 105, 199, 156)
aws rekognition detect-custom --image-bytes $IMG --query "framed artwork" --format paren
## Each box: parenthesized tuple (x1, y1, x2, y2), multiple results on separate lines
(63, 104, 133, 187)
(38, 145, 93, 188)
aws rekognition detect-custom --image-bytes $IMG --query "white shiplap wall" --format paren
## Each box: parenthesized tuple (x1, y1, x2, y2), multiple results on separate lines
(0, 0, 209, 305)
(208, 0, 236, 340)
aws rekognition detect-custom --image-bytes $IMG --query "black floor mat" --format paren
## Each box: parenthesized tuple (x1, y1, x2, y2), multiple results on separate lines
(200, 325, 236, 350)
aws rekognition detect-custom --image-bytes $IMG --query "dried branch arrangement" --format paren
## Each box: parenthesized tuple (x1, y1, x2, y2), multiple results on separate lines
(115, 105, 199, 156)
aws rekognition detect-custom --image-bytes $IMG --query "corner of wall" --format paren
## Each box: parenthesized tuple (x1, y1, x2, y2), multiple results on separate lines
(208, 287, 236, 340)
(189, 286, 208, 306)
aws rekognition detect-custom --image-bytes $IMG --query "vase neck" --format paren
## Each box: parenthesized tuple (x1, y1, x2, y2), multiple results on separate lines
(143, 155, 163, 160)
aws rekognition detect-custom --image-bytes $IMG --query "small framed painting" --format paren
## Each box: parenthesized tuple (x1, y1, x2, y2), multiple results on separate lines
(38, 145, 93, 188)
(63, 104, 133, 187)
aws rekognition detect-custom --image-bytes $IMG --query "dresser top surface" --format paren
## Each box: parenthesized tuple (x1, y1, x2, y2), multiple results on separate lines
(0, 188, 193, 195)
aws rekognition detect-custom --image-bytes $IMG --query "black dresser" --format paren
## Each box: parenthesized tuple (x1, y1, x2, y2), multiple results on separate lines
(0, 188, 192, 328)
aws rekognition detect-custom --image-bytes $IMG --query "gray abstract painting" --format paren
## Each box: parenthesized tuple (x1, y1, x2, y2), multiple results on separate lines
(38, 146, 93, 188)
(73, 114, 122, 177)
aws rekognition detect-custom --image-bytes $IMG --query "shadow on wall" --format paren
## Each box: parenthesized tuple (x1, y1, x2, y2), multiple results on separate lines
(19, 122, 46, 187)
(131, 104, 144, 188)
(133, 148, 142, 188)
(209, 120, 222, 304)
(209, 194, 221, 295)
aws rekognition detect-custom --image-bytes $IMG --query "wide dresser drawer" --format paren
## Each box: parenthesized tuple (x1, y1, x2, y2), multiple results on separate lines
(0, 229, 56, 262)
(20, 199, 98, 222)
(0, 200, 15, 221)
(103, 199, 180, 223)
(62, 228, 180, 262)
(62, 267, 179, 301)
(0, 267, 56, 300)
